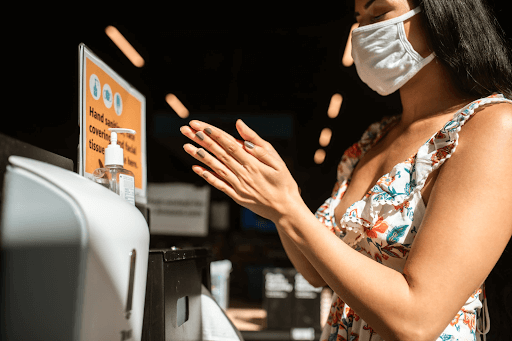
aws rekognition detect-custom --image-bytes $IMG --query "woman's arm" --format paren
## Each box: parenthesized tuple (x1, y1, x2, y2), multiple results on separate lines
(277, 227, 327, 288)
(180, 104, 512, 341)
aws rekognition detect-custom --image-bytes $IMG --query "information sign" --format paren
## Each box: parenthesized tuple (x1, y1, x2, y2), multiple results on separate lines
(78, 43, 146, 204)
(147, 183, 210, 236)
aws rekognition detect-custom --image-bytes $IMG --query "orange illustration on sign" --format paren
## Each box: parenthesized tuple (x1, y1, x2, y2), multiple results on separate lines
(85, 57, 143, 190)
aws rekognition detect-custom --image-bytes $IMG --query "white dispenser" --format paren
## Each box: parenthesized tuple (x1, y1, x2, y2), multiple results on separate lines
(0, 156, 149, 340)
(93, 128, 136, 205)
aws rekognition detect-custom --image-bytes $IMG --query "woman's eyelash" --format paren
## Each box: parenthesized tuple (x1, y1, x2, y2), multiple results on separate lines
(372, 11, 390, 22)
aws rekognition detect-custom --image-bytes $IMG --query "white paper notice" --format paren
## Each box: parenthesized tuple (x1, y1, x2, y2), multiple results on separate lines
(147, 183, 210, 236)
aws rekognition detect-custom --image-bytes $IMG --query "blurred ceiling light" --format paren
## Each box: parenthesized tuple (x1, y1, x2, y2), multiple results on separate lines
(319, 128, 332, 147)
(314, 149, 326, 164)
(342, 23, 359, 67)
(166, 94, 189, 118)
(105, 25, 145, 68)
(327, 93, 343, 118)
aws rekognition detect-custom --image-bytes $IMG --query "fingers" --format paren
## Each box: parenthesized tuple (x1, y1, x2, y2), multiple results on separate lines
(183, 143, 241, 188)
(236, 119, 267, 146)
(183, 121, 252, 171)
(182, 119, 281, 173)
(191, 165, 241, 200)
(235, 119, 281, 169)
(241, 139, 279, 169)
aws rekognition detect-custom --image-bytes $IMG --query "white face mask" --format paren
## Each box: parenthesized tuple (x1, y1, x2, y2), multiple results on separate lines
(351, 7, 435, 96)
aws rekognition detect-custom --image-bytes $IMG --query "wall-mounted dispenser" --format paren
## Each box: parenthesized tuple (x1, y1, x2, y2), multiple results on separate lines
(0, 156, 150, 340)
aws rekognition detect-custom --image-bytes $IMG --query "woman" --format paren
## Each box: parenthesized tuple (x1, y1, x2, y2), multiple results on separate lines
(180, 0, 512, 339)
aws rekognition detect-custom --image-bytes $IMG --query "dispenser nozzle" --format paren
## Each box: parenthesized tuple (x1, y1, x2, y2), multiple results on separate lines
(109, 128, 136, 145)
(105, 128, 136, 166)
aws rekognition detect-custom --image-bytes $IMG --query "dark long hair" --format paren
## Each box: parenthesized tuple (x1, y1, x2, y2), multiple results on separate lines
(413, 0, 512, 98)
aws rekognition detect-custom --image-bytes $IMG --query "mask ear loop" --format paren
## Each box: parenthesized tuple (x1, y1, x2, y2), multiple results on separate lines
(352, 6, 422, 33)
(476, 282, 490, 341)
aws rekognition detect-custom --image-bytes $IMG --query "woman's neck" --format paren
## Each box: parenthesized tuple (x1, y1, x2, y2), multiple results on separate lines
(397, 58, 477, 129)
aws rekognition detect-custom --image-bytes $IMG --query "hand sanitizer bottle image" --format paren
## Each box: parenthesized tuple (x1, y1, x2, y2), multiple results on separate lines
(93, 80, 98, 98)
(93, 128, 136, 205)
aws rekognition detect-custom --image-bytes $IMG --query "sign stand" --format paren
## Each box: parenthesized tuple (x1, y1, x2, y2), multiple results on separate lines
(78, 43, 147, 205)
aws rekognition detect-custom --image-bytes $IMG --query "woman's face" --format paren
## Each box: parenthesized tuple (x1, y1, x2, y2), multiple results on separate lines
(354, 0, 431, 58)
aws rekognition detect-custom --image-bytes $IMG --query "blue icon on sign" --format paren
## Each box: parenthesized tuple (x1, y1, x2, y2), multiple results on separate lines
(114, 92, 123, 116)
(103, 84, 113, 108)
(104, 89, 111, 102)
(90, 74, 101, 100)
(93, 79, 99, 97)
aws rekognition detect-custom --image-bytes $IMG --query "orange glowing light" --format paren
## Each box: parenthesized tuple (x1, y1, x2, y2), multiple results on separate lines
(327, 94, 343, 119)
(319, 128, 332, 147)
(314, 149, 326, 164)
(166, 94, 189, 118)
(105, 26, 145, 68)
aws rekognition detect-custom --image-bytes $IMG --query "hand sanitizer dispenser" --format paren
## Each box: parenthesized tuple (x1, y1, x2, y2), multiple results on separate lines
(93, 128, 136, 205)
(0, 156, 150, 341)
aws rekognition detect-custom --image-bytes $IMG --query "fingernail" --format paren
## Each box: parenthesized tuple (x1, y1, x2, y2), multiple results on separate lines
(244, 141, 255, 149)
(204, 127, 212, 135)
(196, 131, 205, 141)
(197, 148, 206, 158)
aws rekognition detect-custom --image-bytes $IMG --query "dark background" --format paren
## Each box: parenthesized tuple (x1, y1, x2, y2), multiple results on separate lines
(4, 4, 406, 211)
(3, 2, 511, 337)
(4, 3, 509, 210)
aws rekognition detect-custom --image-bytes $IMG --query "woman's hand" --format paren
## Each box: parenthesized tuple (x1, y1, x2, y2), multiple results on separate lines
(180, 119, 303, 224)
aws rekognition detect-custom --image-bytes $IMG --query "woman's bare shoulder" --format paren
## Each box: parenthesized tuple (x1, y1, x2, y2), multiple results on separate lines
(468, 100, 512, 125)
(458, 101, 512, 146)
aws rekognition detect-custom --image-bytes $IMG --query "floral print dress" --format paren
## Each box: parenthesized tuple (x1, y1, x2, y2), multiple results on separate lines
(315, 94, 512, 341)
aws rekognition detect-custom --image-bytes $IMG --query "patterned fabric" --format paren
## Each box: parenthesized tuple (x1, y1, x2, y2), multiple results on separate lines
(315, 94, 512, 341)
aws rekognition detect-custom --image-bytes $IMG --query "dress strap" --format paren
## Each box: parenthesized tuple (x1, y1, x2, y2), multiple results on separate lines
(476, 282, 490, 341)
(412, 93, 512, 194)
